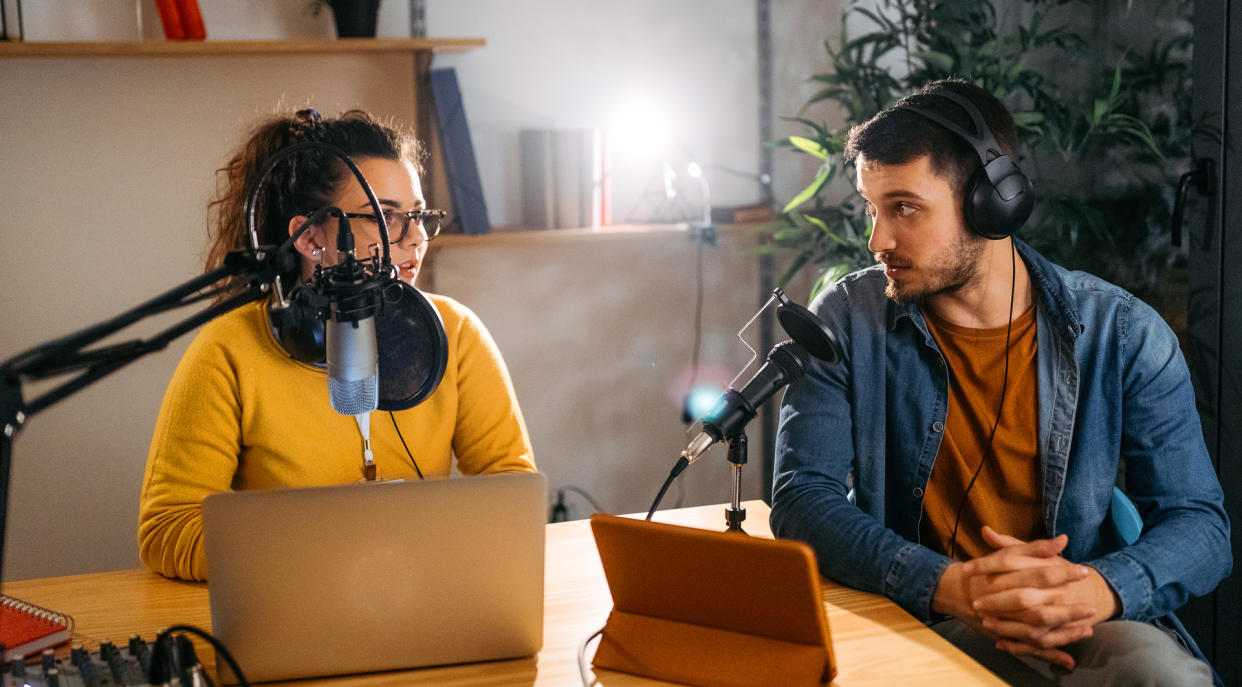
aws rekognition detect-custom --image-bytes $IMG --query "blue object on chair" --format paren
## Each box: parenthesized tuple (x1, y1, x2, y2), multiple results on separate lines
(1110, 486, 1143, 545)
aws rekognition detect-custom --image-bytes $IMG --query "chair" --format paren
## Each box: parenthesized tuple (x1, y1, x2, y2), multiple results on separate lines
(1110, 486, 1143, 545)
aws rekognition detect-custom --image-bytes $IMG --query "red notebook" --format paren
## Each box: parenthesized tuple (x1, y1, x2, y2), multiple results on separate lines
(0, 594, 74, 662)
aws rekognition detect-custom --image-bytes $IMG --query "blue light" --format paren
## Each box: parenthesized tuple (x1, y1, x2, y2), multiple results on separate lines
(686, 384, 724, 420)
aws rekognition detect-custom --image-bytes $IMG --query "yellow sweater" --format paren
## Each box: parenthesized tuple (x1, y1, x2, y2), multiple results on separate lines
(138, 293, 535, 581)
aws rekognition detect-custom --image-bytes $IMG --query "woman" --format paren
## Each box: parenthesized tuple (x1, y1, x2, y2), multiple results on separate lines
(138, 109, 535, 581)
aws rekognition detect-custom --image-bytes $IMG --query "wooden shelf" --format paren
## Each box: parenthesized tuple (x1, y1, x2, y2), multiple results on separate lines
(434, 224, 687, 247)
(432, 222, 773, 249)
(0, 37, 484, 58)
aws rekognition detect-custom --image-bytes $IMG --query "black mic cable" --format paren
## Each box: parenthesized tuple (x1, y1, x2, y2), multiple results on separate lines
(148, 625, 251, 687)
(947, 240, 1018, 559)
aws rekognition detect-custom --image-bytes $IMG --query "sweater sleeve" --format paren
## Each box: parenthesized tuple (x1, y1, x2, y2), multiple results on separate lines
(137, 329, 243, 581)
(443, 301, 536, 474)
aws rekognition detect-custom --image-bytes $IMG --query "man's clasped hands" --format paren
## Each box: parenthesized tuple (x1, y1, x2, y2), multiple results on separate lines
(934, 527, 1122, 671)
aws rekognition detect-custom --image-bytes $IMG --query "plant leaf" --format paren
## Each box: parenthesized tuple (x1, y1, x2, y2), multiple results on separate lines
(810, 264, 852, 300)
(787, 135, 830, 159)
(782, 162, 835, 213)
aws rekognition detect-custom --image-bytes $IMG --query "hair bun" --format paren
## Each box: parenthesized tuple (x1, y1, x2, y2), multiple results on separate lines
(289, 108, 323, 139)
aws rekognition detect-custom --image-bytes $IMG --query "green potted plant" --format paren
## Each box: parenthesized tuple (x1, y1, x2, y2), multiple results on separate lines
(772, 0, 1194, 313)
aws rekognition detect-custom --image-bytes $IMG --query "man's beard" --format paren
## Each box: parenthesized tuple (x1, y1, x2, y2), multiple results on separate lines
(876, 232, 986, 305)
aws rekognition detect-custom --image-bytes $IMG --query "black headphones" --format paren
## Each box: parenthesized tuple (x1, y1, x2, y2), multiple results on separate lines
(896, 90, 1034, 240)
(269, 286, 327, 365)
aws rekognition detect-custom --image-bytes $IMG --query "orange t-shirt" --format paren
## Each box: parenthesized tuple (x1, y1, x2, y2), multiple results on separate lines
(919, 304, 1043, 560)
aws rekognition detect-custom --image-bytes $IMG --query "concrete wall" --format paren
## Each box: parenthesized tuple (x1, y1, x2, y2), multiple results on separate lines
(0, 1, 838, 580)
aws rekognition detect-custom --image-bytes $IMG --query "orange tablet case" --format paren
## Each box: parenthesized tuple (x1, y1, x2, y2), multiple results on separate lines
(590, 514, 836, 687)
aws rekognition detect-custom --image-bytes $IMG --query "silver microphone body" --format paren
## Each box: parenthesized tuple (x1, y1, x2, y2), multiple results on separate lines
(326, 314, 379, 415)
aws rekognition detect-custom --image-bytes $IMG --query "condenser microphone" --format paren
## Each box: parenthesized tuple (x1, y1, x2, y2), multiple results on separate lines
(681, 340, 812, 465)
(323, 215, 382, 416)
(326, 317, 378, 415)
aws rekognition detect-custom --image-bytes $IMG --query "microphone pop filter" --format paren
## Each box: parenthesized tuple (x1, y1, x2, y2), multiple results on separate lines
(776, 300, 842, 364)
(376, 282, 448, 411)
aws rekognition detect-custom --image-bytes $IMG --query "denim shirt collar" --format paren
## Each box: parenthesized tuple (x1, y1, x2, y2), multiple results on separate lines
(1016, 239, 1086, 341)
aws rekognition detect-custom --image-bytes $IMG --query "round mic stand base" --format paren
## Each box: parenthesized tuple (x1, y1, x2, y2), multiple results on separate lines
(725, 432, 748, 534)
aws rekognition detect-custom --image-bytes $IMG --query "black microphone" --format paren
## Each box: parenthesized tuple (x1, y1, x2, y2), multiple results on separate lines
(321, 214, 384, 416)
(681, 340, 812, 466)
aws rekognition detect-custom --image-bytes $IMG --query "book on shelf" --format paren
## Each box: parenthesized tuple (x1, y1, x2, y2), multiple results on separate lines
(430, 68, 492, 235)
(0, 594, 74, 662)
(710, 203, 778, 225)
(153, 0, 186, 39)
(173, 0, 207, 40)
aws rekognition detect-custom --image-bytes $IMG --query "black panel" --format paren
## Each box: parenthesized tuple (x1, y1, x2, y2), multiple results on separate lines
(1211, 2, 1242, 681)
(1180, 0, 1227, 664)
(1187, 0, 1241, 682)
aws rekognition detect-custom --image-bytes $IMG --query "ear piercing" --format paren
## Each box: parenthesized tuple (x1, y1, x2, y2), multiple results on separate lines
(310, 245, 325, 260)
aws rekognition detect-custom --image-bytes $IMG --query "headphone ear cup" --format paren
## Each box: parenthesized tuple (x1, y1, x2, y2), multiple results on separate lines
(268, 287, 326, 364)
(965, 156, 1034, 240)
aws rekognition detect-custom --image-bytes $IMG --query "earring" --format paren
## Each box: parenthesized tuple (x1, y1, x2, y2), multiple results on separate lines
(310, 245, 325, 262)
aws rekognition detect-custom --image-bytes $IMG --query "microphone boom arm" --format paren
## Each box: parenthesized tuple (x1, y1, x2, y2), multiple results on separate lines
(1, 140, 391, 581)
(0, 240, 297, 584)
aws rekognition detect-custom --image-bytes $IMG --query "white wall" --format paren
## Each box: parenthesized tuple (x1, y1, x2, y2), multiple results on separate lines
(429, 0, 841, 226)
(0, 1, 839, 580)
(423, 227, 815, 522)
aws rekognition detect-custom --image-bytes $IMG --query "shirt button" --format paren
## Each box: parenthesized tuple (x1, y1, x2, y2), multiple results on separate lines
(932, 421, 944, 432)
(913, 487, 924, 498)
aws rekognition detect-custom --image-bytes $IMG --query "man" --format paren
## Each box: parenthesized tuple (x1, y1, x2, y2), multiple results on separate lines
(770, 79, 1230, 685)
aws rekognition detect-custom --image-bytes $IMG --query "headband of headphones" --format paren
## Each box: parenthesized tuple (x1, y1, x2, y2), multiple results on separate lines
(895, 89, 1034, 239)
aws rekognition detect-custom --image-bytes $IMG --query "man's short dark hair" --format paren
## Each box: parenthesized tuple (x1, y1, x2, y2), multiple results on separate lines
(844, 79, 1020, 197)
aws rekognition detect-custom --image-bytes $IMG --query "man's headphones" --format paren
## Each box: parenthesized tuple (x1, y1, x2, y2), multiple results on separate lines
(895, 90, 1034, 240)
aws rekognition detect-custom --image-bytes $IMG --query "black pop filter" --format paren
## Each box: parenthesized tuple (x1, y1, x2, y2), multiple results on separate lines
(268, 280, 447, 411)
(375, 281, 448, 411)
(776, 297, 842, 365)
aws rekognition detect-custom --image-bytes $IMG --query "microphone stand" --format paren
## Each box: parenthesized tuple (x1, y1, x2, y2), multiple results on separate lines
(725, 432, 747, 533)
(0, 244, 296, 583)
(648, 289, 840, 533)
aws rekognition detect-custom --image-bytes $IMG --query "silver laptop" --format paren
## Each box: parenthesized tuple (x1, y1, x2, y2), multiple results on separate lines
(201, 471, 547, 683)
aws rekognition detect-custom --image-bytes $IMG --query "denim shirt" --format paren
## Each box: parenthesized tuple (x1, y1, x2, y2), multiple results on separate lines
(770, 240, 1231, 626)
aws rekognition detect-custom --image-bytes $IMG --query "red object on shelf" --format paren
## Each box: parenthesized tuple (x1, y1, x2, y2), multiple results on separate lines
(153, 0, 186, 39)
(173, 0, 207, 40)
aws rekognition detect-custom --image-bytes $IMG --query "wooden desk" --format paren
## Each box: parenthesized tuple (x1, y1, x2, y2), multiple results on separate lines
(3, 502, 1001, 686)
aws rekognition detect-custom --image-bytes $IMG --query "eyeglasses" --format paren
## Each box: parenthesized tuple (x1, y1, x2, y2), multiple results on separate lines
(338, 208, 446, 246)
